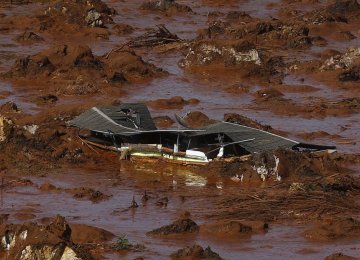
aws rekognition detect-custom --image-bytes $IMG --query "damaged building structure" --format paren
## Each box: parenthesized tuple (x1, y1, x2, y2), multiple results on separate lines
(69, 103, 336, 165)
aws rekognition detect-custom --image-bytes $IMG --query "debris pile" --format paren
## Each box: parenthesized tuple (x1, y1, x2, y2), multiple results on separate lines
(320, 48, 360, 71)
(179, 40, 261, 67)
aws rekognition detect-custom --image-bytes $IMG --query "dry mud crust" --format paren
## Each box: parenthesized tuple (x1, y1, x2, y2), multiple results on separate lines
(2, 44, 166, 96)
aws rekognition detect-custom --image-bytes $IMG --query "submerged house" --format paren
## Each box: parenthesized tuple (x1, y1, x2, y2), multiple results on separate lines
(69, 103, 336, 165)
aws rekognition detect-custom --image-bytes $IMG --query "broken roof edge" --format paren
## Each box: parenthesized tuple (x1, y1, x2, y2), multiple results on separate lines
(193, 121, 300, 144)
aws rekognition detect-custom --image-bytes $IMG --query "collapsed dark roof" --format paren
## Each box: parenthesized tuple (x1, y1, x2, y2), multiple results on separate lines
(69, 103, 157, 135)
(190, 122, 299, 153)
(69, 103, 336, 153)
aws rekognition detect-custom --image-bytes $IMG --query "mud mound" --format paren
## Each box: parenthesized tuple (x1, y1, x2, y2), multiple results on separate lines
(140, 0, 193, 14)
(70, 187, 111, 203)
(200, 220, 268, 238)
(5, 44, 101, 79)
(113, 23, 134, 35)
(41, 0, 115, 29)
(304, 218, 360, 242)
(153, 116, 175, 128)
(3, 44, 166, 95)
(254, 88, 285, 102)
(303, 0, 360, 24)
(182, 111, 217, 128)
(147, 96, 199, 110)
(128, 25, 181, 48)
(0, 215, 93, 259)
(324, 253, 358, 260)
(224, 84, 249, 95)
(147, 218, 199, 235)
(224, 113, 274, 132)
(103, 49, 167, 82)
(179, 40, 287, 83)
(70, 224, 115, 244)
(198, 12, 315, 49)
(171, 244, 221, 259)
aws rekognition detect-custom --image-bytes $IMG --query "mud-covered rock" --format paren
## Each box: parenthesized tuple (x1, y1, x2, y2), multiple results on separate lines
(147, 218, 199, 235)
(321, 48, 360, 71)
(179, 40, 261, 67)
(140, 0, 193, 14)
(103, 49, 167, 82)
(0, 115, 13, 142)
(85, 9, 103, 27)
(171, 244, 221, 259)
(254, 88, 284, 102)
(42, 0, 115, 29)
(69, 187, 111, 203)
(0, 215, 92, 260)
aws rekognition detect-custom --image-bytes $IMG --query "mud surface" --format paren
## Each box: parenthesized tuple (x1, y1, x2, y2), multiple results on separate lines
(0, 0, 360, 259)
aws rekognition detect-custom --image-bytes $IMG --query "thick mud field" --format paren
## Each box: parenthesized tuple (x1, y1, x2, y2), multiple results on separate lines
(0, 0, 360, 259)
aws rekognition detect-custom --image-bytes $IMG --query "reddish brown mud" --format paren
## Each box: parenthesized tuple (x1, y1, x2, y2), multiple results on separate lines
(0, 0, 360, 259)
